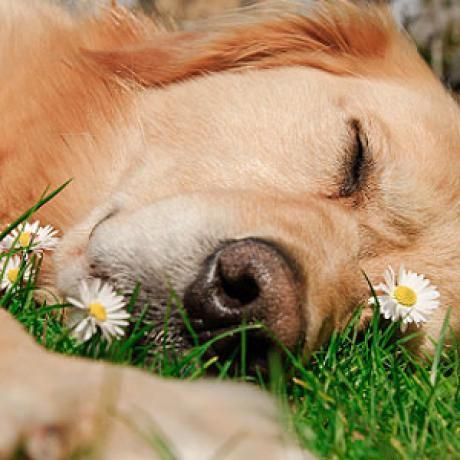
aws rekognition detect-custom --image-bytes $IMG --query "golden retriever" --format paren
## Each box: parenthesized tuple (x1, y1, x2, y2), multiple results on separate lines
(1, 0, 458, 457)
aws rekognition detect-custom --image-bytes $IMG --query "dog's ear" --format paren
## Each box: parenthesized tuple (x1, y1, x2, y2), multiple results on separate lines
(83, 31, 203, 86)
(85, 1, 434, 87)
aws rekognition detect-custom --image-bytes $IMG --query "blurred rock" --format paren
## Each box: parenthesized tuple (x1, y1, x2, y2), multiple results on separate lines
(392, 0, 460, 89)
(50, 0, 136, 14)
(154, 0, 245, 19)
(390, 0, 423, 25)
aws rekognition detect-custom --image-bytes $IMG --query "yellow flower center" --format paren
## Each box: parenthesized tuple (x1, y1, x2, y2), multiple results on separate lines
(7, 268, 19, 284)
(19, 232, 32, 248)
(88, 302, 107, 321)
(394, 286, 417, 307)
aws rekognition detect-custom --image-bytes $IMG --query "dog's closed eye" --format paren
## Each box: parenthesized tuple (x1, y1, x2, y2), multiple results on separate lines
(339, 119, 371, 198)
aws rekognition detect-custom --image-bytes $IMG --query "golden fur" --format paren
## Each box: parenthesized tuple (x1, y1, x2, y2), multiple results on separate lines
(2, 1, 442, 227)
(88, 2, 432, 83)
(3, 1, 460, 350)
(4, 1, 457, 350)
(1, 0, 460, 456)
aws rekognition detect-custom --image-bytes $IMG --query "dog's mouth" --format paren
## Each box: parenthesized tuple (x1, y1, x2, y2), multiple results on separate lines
(121, 237, 306, 372)
(123, 290, 288, 374)
(143, 322, 284, 375)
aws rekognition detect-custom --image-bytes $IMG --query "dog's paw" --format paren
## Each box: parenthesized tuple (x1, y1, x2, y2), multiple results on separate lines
(112, 374, 313, 460)
(0, 310, 312, 459)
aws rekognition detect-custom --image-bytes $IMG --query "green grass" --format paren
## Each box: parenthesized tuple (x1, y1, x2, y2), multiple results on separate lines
(1, 192, 459, 460)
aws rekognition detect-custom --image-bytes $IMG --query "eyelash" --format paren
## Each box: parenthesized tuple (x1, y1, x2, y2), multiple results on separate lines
(339, 120, 370, 198)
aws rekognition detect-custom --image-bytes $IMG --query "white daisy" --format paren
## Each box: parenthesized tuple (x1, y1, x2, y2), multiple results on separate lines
(0, 255, 31, 291)
(2, 221, 59, 253)
(67, 278, 130, 343)
(370, 266, 440, 331)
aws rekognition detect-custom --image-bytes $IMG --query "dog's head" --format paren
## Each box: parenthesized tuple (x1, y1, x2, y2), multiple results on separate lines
(45, 1, 460, 357)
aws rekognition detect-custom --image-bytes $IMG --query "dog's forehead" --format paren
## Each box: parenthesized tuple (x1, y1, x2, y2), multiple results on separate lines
(141, 66, 441, 122)
(142, 67, 342, 118)
(137, 67, 346, 159)
(137, 66, 453, 155)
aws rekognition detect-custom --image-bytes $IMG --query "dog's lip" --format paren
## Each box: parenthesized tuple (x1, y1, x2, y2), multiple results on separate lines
(88, 208, 120, 241)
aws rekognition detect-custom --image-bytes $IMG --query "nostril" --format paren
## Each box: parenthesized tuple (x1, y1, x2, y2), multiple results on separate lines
(217, 262, 260, 307)
(184, 237, 304, 351)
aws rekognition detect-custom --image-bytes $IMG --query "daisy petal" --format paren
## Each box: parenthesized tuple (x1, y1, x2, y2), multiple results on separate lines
(371, 265, 440, 330)
(66, 278, 130, 343)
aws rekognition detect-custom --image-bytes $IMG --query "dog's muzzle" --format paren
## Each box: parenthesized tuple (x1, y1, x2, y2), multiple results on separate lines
(184, 238, 305, 357)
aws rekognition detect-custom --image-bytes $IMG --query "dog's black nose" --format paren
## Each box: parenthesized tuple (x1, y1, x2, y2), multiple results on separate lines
(184, 238, 304, 350)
